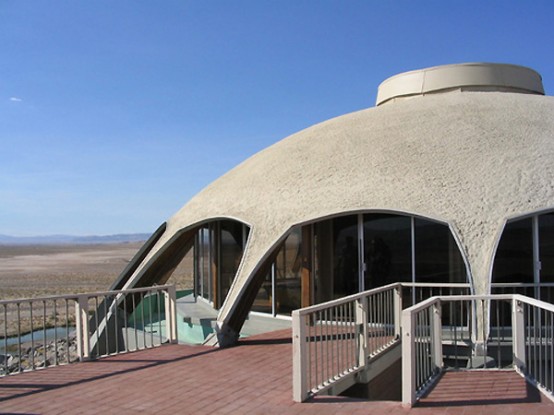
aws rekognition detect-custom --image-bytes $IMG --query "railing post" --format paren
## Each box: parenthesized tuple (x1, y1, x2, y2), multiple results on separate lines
(356, 296, 369, 368)
(512, 297, 526, 371)
(432, 301, 443, 371)
(165, 285, 178, 344)
(402, 309, 416, 407)
(292, 310, 308, 402)
(394, 285, 403, 339)
(75, 295, 90, 361)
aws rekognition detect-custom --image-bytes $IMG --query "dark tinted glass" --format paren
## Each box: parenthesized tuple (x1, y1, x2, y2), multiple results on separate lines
(219, 221, 245, 306)
(492, 218, 533, 284)
(333, 215, 359, 298)
(415, 219, 466, 283)
(363, 214, 411, 288)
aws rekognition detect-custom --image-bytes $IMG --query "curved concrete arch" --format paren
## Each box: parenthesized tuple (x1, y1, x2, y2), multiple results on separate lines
(487, 205, 554, 293)
(215, 209, 473, 345)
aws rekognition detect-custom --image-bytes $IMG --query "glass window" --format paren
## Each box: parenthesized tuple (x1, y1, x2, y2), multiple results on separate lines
(363, 214, 411, 289)
(219, 221, 246, 305)
(492, 218, 533, 284)
(275, 229, 302, 315)
(193, 221, 249, 307)
(252, 269, 273, 314)
(200, 226, 212, 301)
(539, 213, 554, 303)
(333, 215, 359, 298)
(415, 218, 466, 283)
(540, 213, 554, 283)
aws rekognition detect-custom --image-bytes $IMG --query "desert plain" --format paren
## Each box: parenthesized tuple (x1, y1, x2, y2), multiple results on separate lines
(0, 242, 193, 338)
(0, 242, 193, 300)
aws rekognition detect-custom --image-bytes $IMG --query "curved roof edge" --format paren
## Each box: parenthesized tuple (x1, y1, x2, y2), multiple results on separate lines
(376, 62, 544, 106)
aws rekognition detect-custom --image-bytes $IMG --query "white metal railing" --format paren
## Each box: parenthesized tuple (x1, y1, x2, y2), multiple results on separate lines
(292, 283, 402, 402)
(401, 294, 554, 406)
(291, 282, 471, 402)
(516, 295, 554, 398)
(0, 285, 177, 376)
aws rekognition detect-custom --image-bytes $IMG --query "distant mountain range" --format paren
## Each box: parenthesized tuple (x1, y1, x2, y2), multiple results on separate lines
(0, 233, 150, 245)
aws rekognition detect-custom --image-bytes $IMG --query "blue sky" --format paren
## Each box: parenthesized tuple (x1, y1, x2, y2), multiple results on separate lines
(1, 1, 554, 236)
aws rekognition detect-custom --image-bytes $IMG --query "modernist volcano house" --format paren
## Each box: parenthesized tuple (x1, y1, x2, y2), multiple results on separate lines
(112, 62, 554, 346)
(5, 63, 554, 414)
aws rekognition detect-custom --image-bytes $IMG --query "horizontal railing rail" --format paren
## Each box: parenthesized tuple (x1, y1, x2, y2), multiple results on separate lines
(0, 285, 177, 376)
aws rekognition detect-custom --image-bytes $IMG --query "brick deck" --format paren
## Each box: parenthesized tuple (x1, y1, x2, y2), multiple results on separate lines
(0, 329, 552, 414)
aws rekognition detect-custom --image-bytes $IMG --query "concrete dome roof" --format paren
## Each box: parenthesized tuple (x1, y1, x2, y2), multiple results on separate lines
(130, 63, 554, 329)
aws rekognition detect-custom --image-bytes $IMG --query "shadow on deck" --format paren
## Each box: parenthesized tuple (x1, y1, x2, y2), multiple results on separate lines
(0, 329, 552, 415)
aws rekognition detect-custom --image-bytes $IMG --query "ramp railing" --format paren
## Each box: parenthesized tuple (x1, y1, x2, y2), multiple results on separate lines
(292, 283, 402, 402)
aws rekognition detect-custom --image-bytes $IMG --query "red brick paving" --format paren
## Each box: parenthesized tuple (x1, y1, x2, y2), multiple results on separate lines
(0, 329, 552, 414)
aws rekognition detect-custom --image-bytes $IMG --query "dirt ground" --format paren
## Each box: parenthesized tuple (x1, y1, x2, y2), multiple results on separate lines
(0, 243, 194, 338)
(0, 243, 147, 300)
(0, 243, 195, 300)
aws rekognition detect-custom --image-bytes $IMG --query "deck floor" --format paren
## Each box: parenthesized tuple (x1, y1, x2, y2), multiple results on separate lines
(0, 329, 552, 414)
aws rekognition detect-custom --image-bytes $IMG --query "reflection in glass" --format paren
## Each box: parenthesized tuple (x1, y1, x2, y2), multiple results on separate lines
(275, 229, 302, 315)
(540, 213, 554, 283)
(252, 270, 273, 314)
(364, 214, 411, 289)
(539, 213, 554, 302)
(415, 219, 465, 283)
(194, 221, 249, 307)
(219, 221, 246, 304)
(333, 216, 359, 298)
(200, 227, 212, 301)
(492, 218, 533, 284)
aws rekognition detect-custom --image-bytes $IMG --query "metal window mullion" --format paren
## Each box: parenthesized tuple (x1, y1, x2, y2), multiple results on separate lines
(271, 263, 276, 316)
(411, 217, 416, 305)
(533, 215, 540, 300)
(358, 214, 364, 292)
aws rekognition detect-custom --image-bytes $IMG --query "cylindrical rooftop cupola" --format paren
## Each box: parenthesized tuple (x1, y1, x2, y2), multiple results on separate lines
(376, 62, 544, 106)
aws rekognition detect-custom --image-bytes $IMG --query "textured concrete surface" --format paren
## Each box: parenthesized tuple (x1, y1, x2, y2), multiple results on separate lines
(0, 329, 552, 415)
